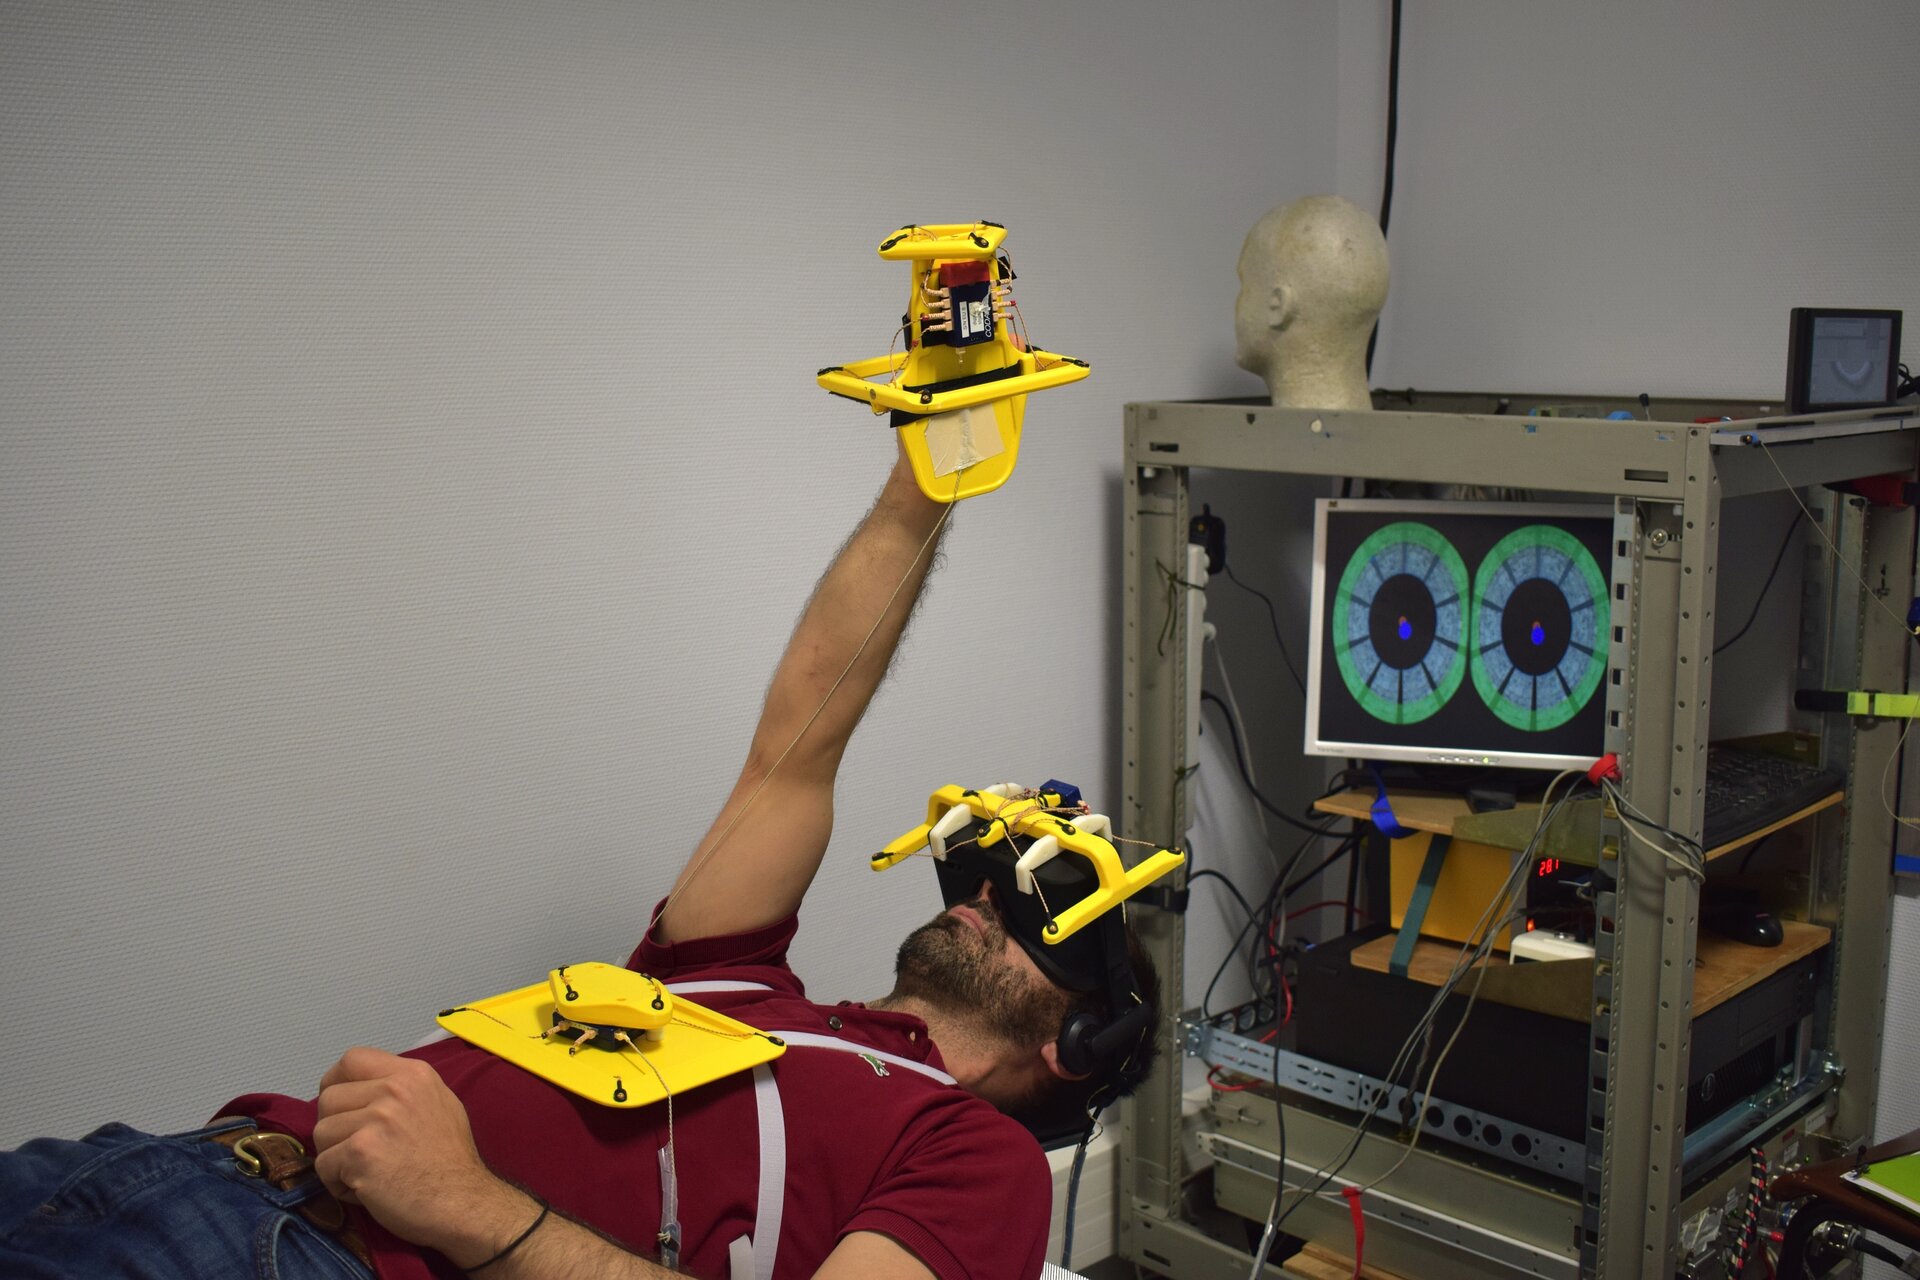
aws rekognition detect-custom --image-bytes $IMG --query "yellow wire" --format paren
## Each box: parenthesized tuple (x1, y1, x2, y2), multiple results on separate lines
(1755, 439, 1915, 636)
(1880, 715, 1920, 832)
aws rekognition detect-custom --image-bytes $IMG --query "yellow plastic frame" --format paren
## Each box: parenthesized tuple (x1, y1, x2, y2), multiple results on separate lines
(872, 784, 1185, 943)
(817, 223, 1091, 503)
(437, 962, 784, 1110)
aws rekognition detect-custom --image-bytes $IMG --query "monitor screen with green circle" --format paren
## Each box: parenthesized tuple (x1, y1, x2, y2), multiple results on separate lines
(1307, 498, 1617, 771)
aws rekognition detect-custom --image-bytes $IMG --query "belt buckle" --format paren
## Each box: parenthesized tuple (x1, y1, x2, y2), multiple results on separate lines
(232, 1131, 306, 1178)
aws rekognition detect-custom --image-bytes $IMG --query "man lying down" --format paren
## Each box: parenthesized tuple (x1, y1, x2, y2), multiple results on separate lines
(0, 447, 1163, 1280)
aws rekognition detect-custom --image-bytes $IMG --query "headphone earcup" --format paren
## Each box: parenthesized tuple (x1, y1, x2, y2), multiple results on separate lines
(1055, 1011, 1103, 1078)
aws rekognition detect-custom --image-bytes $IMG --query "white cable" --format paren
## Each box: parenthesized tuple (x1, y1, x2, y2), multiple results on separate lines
(1603, 780, 1706, 882)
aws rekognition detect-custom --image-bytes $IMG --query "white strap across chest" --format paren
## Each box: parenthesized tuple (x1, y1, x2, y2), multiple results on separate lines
(662, 981, 956, 1279)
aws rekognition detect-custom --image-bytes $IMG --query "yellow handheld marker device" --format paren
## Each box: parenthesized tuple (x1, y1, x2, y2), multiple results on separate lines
(438, 961, 784, 1109)
(817, 223, 1091, 504)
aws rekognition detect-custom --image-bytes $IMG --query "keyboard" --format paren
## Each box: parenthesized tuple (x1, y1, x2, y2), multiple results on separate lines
(1702, 747, 1845, 850)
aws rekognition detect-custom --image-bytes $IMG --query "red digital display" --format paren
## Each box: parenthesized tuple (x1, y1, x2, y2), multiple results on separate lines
(1535, 858, 1562, 878)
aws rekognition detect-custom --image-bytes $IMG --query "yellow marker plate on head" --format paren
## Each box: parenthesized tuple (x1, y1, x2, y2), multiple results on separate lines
(437, 962, 785, 1109)
(873, 784, 1186, 943)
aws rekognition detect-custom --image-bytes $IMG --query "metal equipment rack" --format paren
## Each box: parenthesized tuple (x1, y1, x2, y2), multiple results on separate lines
(1117, 392, 1917, 1279)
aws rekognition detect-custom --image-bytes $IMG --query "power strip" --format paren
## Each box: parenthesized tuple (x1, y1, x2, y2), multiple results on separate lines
(1046, 1086, 1213, 1273)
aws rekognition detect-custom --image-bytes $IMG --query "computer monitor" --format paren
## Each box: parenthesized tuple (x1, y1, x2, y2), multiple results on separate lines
(1305, 498, 1617, 772)
(1785, 308, 1902, 413)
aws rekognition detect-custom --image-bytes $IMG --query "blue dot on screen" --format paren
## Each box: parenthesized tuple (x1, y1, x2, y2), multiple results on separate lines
(1398, 617, 1412, 641)
(1531, 622, 1546, 646)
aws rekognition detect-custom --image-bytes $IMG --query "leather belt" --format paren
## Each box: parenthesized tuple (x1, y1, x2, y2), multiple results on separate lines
(206, 1122, 373, 1271)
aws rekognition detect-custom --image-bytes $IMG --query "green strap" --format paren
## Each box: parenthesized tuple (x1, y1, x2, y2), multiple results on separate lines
(1389, 833, 1451, 978)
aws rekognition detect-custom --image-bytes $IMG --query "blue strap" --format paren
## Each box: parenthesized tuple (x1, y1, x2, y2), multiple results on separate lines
(1389, 833, 1451, 977)
(1368, 766, 1416, 840)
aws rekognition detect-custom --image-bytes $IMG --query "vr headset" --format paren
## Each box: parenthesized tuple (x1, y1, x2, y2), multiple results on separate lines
(873, 781, 1185, 1077)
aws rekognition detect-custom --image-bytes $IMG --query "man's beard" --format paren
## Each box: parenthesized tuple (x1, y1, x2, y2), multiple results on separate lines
(890, 897, 1068, 1049)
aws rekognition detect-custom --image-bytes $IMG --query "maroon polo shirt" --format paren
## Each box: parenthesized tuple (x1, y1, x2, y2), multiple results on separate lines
(221, 908, 1052, 1280)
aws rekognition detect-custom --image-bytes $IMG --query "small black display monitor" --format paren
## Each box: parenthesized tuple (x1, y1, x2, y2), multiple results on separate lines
(1786, 308, 1902, 413)
(1306, 498, 1618, 772)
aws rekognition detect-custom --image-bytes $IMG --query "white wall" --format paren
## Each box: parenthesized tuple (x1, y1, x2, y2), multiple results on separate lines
(0, 0, 1339, 1147)
(1342, 1, 1918, 402)
(1327, 0, 1920, 1148)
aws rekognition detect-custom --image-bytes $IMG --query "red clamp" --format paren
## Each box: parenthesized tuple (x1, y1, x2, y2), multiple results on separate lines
(1587, 753, 1621, 785)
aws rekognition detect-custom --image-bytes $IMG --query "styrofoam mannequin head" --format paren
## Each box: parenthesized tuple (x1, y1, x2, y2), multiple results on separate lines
(1234, 195, 1389, 410)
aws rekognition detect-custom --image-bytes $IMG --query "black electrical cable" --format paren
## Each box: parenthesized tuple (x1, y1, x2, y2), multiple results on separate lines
(1855, 1236, 1909, 1269)
(1344, 841, 1363, 932)
(1363, 0, 1403, 380)
(1265, 1070, 1288, 1272)
(1284, 834, 1361, 900)
(1060, 1111, 1095, 1268)
(1222, 564, 1306, 693)
(1713, 509, 1804, 655)
(1199, 868, 1275, 1019)
(1262, 785, 1589, 1238)
(1202, 822, 1348, 1019)
(1735, 832, 1776, 874)
(1201, 691, 1344, 838)
(1189, 835, 1271, 1003)
(1608, 786, 1707, 863)
(1190, 868, 1258, 926)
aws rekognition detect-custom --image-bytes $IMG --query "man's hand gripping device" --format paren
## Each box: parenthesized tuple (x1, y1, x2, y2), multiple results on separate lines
(873, 782, 1185, 1076)
(817, 223, 1091, 504)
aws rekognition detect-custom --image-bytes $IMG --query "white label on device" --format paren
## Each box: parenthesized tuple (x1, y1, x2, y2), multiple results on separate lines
(924, 407, 1003, 477)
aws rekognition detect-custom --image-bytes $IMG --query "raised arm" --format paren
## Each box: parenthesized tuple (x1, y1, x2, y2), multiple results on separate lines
(654, 449, 949, 943)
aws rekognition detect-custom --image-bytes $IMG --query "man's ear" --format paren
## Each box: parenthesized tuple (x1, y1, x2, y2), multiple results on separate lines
(1266, 283, 1294, 331)
(1040, 1038, 1092, 1083)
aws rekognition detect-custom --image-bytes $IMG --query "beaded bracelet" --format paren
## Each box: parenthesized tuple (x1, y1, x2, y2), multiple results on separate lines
(466, 1198, 551, 1273)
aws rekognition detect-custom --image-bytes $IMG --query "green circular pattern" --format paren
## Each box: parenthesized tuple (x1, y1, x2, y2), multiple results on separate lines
(1331, 522, 1470, 725)
(1469, 525, 1610, 731)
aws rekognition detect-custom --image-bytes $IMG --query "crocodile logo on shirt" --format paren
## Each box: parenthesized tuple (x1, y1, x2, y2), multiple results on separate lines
(857, 1053, 890, 1077)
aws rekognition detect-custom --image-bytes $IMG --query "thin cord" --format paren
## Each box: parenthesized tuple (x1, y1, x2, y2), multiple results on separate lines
(1713, 509, 1804, 654)
(1604, 779, 1707, 881)
(1362, 0, 1403, 383)
(1060, 1112, 1097, 1268)
(1754, 439, 1920, 830)
(1755, 440, 1915, 637)
(1222, 564, 1307, 693)
(658, 485, 955, 931)
(1201, 690, 1344, 837)
(1881, 714, 1920, 832)
(1253, 786, 1585, 1243)
(1210, 637, 1276, 853)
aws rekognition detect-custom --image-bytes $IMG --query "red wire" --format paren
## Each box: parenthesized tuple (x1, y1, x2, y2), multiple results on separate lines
(1341, 1186, 1366, 1278)
(1207, 1064, 1253, 1093)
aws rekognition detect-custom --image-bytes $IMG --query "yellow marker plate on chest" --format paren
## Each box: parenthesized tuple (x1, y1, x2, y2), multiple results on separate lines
(437, 962, 785, 1109)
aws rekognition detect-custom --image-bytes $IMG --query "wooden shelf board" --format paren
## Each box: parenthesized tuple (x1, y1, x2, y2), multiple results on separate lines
(1702, 792, 1842, 862)
(1349, 919, 1829, 1020)
(1314, 788, 1843, 862)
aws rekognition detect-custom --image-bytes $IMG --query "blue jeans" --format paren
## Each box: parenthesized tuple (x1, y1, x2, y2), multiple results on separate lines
(0, 1119, 375, 1279)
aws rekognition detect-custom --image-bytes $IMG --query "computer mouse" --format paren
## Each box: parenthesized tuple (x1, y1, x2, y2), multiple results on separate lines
(1704, 906, 1783, 947)
(1741, 911, 1785, 947)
